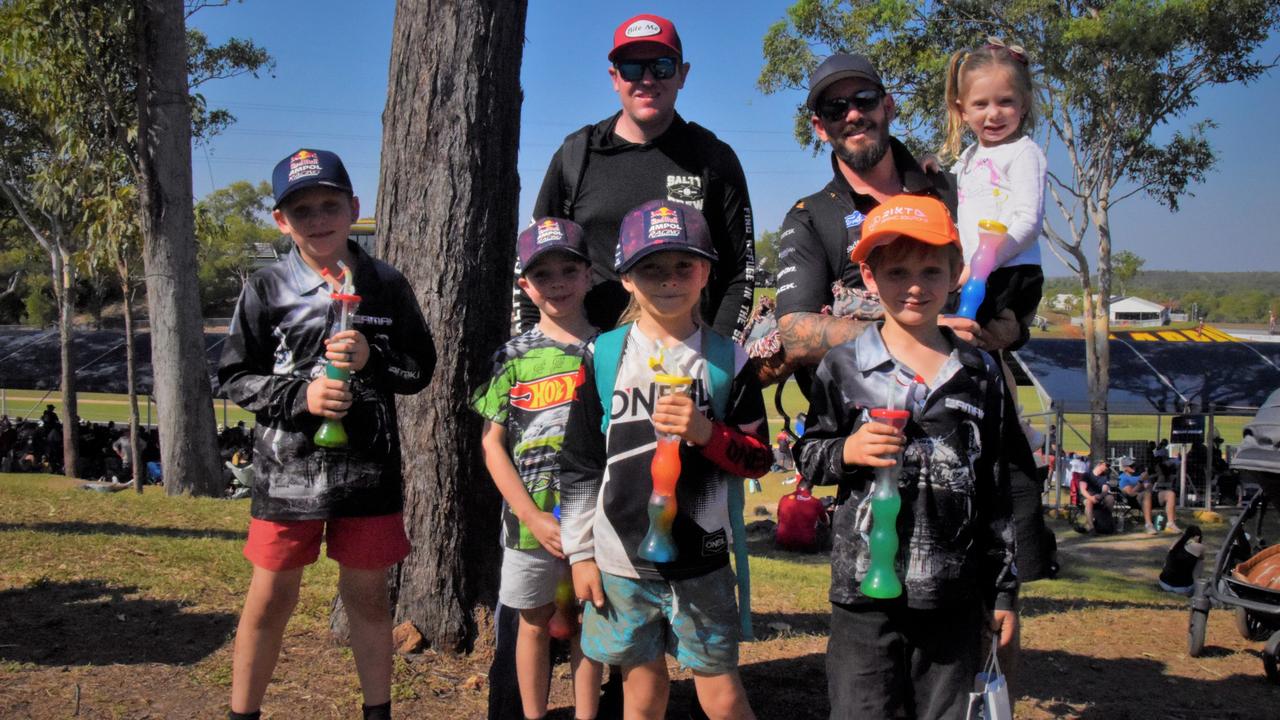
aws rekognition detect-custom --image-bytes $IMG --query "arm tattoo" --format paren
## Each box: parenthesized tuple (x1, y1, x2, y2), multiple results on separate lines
(778, 312, 871, 368)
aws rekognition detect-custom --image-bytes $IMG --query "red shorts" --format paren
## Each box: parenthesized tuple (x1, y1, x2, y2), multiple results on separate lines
(243, 512, 410, 571)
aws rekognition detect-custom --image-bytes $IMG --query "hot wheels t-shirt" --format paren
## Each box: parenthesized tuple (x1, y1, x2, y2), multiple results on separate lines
(471, 327, 590, 549)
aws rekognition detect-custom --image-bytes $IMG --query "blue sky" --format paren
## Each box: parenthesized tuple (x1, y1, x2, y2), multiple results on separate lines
(188, 1, 1280, 274)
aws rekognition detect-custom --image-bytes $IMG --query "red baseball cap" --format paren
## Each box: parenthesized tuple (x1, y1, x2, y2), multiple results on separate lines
(609, 14, 682, 62)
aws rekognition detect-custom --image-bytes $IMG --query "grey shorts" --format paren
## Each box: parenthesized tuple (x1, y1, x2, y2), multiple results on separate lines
(498, 546, 568, 610)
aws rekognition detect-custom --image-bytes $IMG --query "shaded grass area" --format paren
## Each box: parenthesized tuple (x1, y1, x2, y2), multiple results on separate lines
(0, 473, 337, 662)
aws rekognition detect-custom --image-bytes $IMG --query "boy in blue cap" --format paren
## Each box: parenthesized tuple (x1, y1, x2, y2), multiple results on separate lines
(219, 148, 435, 720)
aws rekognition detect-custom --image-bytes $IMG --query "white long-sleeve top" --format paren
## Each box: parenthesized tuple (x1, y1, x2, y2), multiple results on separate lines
(951, 135, 1046, 269)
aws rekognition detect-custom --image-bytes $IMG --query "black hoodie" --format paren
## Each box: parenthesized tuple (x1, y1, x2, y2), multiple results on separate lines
(522, 112, 755, 340)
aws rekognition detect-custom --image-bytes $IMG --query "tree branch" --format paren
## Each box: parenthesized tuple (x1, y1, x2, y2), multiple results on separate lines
(0, 177, 56, 256)
(67, 4, 140, 174)
(0, 269, 21, 300)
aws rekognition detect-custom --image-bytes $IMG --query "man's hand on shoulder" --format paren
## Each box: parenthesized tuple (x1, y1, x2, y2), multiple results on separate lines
(748, 348, 800, 387)
(938, 309, 1021, 353)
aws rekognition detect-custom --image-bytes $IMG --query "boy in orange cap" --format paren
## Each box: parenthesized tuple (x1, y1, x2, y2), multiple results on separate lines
(793, 194, 1018, 719)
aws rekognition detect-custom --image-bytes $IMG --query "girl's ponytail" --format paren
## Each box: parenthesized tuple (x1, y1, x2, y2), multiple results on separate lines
(942, 49, 969, 160)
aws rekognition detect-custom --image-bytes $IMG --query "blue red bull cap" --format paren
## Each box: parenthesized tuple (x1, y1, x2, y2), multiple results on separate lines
(271, 148, 353, 208)
(614, 200, 716, 273)
(516, 218, 589, 274)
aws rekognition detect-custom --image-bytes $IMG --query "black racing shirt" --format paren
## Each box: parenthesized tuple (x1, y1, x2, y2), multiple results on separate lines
(792, 324, 1017, 611)
(774, 138, 957, 318)
(217, 242, 435, 521)
(523, 112, 755, 340)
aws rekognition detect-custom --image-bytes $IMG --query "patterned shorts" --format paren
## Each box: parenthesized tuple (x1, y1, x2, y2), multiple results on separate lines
(580, 565, 740, 674)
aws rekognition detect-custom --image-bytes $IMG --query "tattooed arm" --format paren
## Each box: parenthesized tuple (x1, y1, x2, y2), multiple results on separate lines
(777, 311, 872, 369)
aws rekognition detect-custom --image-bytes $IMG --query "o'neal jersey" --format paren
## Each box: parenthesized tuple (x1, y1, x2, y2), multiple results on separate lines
(471, 327, 591, 549)
(559, 326, 771, 581)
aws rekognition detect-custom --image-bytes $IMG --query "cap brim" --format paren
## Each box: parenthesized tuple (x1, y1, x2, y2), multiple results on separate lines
(851, 224, 958, 264)
(273, 179, 354, 209)
(616, 244, 717, 273)
(608, 40, 681, 62)
(807, 69, 883, 110)
(521, 246, 591, 273)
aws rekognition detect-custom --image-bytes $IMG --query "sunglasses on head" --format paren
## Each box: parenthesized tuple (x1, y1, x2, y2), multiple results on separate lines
(614, 56, 680, 82)
(817, 89, 885, 122)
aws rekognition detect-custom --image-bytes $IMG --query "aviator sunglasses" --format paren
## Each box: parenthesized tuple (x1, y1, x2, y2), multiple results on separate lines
(614, 56, 680, 82)
(817, 89, 885, 122)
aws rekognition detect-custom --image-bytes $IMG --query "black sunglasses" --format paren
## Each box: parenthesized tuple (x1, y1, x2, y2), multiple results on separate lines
(614, 56, 680, 82)
(817, 89, 885, 121)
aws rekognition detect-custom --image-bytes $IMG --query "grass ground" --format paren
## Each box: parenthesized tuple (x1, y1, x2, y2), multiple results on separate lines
(3, 471, 1278, 719)
(8, 382, 1245, 457)
(1, 389, 254, 427)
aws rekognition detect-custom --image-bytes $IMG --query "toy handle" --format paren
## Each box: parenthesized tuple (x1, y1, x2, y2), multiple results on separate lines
(860, 408, 910, 599)
(957, 221, 1007, 320)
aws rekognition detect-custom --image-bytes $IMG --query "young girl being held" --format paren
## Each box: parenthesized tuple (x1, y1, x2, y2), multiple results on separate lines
(558, 200, 773, 720)
(943, 38, 1047, 329)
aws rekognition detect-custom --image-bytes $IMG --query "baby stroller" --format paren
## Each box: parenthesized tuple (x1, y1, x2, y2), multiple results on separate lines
(1187, 389, 1280, 683)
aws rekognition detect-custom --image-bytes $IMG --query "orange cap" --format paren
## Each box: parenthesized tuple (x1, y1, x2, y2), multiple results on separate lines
(850, 194, 960, 263)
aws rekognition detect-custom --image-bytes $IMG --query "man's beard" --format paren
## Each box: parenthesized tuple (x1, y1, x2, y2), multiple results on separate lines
(830, 121, 890, 171)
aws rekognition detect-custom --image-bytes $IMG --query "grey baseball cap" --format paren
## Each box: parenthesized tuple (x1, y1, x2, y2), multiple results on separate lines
(806, 53, 885, 111)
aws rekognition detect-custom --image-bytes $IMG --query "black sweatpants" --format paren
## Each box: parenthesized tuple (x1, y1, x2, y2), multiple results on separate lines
(826, 602, 982, 720)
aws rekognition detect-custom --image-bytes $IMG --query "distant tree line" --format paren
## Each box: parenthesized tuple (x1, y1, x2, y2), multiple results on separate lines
(0, 179, 277, 326)
(1042, 271, 1280, 323)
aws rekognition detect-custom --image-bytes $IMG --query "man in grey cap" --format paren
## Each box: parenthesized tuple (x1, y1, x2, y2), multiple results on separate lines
(773, 53, 969, 375)
(772, 52, 1028, 712)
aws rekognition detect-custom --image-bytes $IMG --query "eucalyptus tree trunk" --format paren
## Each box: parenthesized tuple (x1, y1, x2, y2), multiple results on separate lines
(365, 0, 528, 652)
(135, 0, 221, 495)
(1086, 200, 1114, 463)
(55, 246, 79, 478)
(120, 264, 143, 493)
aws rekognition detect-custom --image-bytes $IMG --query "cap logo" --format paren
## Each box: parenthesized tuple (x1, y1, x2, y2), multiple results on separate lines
(648, 206, 683, 240)
(624, 19, 661, 38)
(535, 219, 564, 245)
(866, 206, 928, 233)
(288, 150, 322, 183)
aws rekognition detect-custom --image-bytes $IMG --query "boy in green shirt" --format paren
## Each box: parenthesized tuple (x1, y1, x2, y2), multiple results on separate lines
(473, 218, 602, 720)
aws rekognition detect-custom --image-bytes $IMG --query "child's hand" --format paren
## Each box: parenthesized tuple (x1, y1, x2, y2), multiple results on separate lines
(652, 393, 713, 446)
(306, 376, 351, 419)
(841, 421, 904, 468)
(571, 559, 605, 609)
(991, 609, 1019, 650)
(325, 330, 370, 373)
(920, 152, 942, 174)
(523, 510, 565, 559)
(956, 264, 971, 289)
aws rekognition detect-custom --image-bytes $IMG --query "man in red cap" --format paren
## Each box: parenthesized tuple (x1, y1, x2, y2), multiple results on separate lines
(499, 19, 758, 719)
(519, 13, 756, 346)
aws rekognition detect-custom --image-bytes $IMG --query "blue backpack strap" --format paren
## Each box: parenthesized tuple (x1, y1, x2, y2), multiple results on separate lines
(702, 330, 754, 640)
(593, 324, 631, 434)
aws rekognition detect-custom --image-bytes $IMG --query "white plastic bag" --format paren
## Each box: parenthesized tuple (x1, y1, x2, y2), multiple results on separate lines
(966, 636, 1012, 720)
